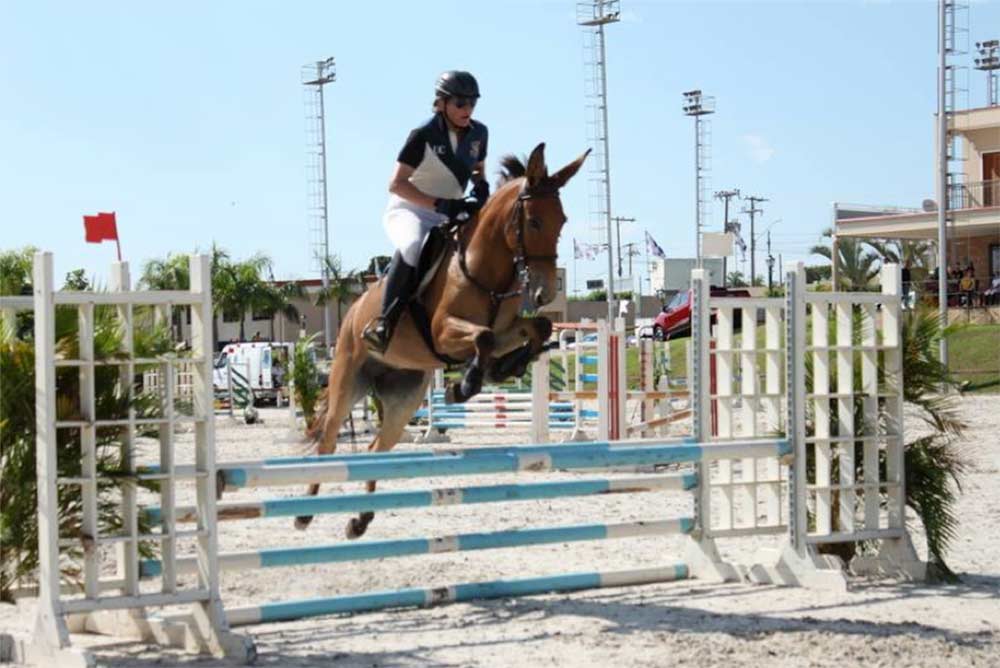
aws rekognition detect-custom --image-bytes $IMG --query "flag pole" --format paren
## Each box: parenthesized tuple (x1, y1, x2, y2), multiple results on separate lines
(644, 230, 650, 299)
(114, 215, 122, 261)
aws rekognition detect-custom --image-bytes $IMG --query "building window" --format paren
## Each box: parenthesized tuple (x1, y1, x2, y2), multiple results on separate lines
(252, 308, 273, 322)
(990, 244, 1000, 278)
(222, 309, 241, 323)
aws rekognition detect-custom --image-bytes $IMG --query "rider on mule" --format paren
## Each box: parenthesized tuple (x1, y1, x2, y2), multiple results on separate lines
(361, 70, 490, 353)
(293, 70, 589, 539)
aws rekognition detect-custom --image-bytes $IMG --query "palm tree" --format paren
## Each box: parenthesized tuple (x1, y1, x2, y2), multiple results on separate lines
(810, 227, 881, 291)
(899, 306, 968, 581)
(259, 280, 305, 342)
(727, 271, 748, 287)
(806, 304, 969, 582)
(139, 253, 193, 343)
(1, 274, 174, 600)
(0, 247, 35, 296)
(314, 255, 363, 331)
(214, 254, 274, 342)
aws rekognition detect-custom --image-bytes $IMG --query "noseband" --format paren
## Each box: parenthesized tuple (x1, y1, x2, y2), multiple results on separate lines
(455, 182, 561, 327)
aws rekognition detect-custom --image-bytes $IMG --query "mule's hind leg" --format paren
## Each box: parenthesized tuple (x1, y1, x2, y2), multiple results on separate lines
(295, 349, 369, 531)
(346, 368, 430, 539)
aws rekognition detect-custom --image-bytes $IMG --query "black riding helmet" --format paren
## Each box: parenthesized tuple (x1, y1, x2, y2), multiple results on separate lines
(435, 70, 480, 99)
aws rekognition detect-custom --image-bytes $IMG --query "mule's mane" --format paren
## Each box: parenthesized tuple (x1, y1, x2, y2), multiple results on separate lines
(494, 153, 557, 196)
(495, 154, 527, 189)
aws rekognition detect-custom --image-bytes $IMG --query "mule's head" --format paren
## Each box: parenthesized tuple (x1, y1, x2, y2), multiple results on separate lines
(507, 142, 589, 308)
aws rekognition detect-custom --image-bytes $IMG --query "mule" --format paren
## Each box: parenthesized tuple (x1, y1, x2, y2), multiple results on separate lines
(295, 142, 589, 538)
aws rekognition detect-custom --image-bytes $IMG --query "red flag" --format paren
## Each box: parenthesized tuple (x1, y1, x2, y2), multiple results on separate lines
(83, 212, 118, 242)
(83, 212, 122, 260)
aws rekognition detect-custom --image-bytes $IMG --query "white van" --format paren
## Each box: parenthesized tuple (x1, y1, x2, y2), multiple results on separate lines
(214, 342, 292, 405)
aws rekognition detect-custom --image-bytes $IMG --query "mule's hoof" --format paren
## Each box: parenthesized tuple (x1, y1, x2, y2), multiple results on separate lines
(294, 515, 313, 531)
(444, 382, 460, 405)
(460, 368, 483, 401)
(345, 517, 368, 540)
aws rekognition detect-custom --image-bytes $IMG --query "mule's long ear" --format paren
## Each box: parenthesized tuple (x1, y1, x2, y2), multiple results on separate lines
(525, 142, 548, 188)
(551, 148, 591, 190)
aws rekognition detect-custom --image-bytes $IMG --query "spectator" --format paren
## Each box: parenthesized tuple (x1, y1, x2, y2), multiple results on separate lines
(901, 262, 912, 309)
(984, 273, 1000, 306)
(959, 269, 976, 307)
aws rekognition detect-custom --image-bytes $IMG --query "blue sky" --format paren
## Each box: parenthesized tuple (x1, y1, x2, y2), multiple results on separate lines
(3, 1, 998, 292)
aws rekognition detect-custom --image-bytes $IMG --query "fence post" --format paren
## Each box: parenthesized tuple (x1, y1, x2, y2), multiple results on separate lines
(531, 352, 549, 443)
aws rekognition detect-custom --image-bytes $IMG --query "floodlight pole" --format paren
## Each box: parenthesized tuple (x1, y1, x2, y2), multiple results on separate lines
(937, 0, 949, 367)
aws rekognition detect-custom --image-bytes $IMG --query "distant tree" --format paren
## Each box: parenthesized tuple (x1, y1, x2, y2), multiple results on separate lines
(727, 271, 748, 288)
(214, 253, 276, 342)
(805, 265, 832, 284)
(365, 255, 393, 278)
(810, 227, 880, 291)
(0, 247, 35, 296)
(259, 281, 305, 341)
(314, 255, 363, 330)
(63, 270, 90, 291)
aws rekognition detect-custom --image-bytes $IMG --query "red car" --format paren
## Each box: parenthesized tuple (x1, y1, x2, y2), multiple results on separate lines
(652, 287, 752, 340)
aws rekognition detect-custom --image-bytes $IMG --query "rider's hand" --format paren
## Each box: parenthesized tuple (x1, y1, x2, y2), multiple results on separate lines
(472, 179, 490, 206)
(434, 197, 480, 221)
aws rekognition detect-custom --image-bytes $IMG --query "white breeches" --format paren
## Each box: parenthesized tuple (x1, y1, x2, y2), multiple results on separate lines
(383, 195, 447, 266)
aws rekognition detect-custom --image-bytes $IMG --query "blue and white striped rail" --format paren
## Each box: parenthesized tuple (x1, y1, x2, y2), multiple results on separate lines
(142, 437, 695, 478)
(139, 517, 693, 578)
(145, 473, 696, 524)
(218, 439, 790, 491)
(224, 564, 689, 626)
(428, 420, 577, 429)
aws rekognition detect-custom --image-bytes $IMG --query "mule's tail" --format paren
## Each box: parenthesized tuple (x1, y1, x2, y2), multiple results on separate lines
(302, 300, 363, 454)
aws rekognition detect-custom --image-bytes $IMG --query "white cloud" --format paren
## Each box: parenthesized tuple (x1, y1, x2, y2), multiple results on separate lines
(743, 134, 776, 164)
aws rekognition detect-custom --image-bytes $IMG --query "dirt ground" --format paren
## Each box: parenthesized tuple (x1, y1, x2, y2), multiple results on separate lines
(2, 395, 998, 667)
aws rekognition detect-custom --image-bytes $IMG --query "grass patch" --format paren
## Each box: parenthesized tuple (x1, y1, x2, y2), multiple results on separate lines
(946, 324, 1000, 393)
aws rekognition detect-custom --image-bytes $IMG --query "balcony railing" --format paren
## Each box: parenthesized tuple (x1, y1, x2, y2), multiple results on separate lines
(947, 179, 1000, 210)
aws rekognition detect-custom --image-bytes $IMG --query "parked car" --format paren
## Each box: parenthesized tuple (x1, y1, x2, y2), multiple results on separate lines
(652, 287, 752, 340)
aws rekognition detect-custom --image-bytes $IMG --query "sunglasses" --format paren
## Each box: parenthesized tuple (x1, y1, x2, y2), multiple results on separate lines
(451, 97, 477, 110)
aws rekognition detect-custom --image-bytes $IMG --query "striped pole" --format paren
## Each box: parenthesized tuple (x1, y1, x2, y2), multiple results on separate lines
(144, 473, 697, 524)
(219, 440, 791, 491)
(143, 436, 693, 478)
(225, 564, 689, 626)
(139, 517, 694, 578)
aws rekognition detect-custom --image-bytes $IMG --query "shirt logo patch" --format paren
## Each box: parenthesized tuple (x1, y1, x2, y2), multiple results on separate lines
(432, 144, 447, 156)
(469, 140, 481, 160)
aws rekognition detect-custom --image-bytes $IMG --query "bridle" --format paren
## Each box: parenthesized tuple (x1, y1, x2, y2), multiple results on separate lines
(454, 181, 561, 327)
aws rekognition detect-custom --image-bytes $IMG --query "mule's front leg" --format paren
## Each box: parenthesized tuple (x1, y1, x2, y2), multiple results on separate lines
(487, 316, 554, 384)
(434, 315, 496, 404)
(493, 315, 553, 357)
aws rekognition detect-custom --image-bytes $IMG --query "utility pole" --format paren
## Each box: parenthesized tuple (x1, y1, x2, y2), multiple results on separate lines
(611, 216, 636, 278)
(621, 242, 640, 278)
(714, 188, 740, 287)
(742, 195, 767, 286)
(303, 57, 336, 349)
(766, 229, 774, 290)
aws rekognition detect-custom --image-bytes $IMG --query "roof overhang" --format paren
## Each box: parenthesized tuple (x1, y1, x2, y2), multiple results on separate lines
(835, 206, 1000, 240)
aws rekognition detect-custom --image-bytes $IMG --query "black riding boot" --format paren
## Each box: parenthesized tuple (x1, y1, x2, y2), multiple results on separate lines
(362, 253, 418, 353)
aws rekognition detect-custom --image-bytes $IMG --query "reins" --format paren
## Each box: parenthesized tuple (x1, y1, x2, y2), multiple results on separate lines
(452, 183, 559, 327)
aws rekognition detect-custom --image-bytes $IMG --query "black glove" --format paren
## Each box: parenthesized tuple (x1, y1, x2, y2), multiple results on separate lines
(434, 197, 480, 221)
(472, 179, 490, 206)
